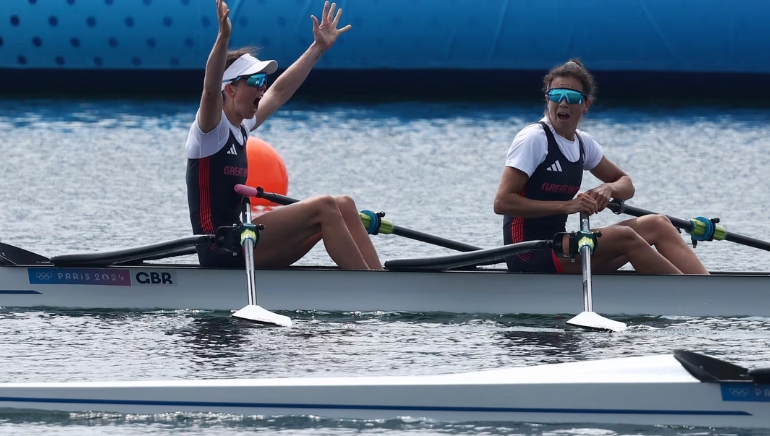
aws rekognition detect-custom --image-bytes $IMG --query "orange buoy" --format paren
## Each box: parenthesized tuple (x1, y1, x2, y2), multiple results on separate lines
(245, 137, 288, 212)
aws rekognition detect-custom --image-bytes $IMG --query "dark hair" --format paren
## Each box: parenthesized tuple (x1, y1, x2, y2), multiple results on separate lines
(542, 58, 597, 100)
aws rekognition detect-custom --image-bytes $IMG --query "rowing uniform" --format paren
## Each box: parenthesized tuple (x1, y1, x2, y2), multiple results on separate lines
(502, 118, 603, 273)
(186, 110, 257, 267)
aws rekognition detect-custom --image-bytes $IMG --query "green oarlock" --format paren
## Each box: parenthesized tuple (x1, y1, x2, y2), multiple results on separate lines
(690, 219, 707, 237)
(712, 225, 727, 241)
(687, 217, 726, 241)
(358, 212, 395, 235)
(378, 218, 395, 234)
(606, 199, 770, 253)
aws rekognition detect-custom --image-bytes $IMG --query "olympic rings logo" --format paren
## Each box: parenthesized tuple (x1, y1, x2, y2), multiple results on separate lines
(728, 387, 750, 397)
(35, 272, 53, 281)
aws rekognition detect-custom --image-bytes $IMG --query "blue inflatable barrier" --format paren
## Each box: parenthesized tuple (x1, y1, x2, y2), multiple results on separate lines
(1, 0, 768, 98)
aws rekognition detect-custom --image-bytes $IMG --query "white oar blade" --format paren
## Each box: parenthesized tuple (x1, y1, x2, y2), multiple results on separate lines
(567, 311, 626, 333)
(232, 304, 292, 327)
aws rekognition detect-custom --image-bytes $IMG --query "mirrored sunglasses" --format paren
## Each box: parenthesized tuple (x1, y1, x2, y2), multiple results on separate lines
(547, 88, 587, 104)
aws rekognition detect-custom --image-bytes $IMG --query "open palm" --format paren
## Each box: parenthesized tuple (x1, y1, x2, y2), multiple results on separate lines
(216, 0, 231, 38)
(311, 1, 352, 50)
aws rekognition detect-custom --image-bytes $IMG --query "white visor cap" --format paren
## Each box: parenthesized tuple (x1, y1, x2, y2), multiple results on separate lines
(221, 54, 278, 90)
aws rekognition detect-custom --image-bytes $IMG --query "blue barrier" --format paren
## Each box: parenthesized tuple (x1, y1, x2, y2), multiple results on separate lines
(0, 0, 768, 97)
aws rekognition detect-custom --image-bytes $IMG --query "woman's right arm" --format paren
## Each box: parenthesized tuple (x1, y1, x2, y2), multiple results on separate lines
(198, 0, 231, 133)
(493, 163, 599, 218)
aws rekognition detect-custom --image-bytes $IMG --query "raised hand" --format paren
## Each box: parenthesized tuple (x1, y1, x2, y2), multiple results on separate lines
(311, 1, 352, 51)
(217, 0, 231, 39)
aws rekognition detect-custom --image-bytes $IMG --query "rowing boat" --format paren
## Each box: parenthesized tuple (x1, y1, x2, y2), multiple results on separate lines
(4, 195, 770, 318)
(0, 350, 767, 428)
(0, 239, 767, 316)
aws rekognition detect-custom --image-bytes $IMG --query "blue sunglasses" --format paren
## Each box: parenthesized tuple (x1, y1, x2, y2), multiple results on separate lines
(223, 73, 267, 88)
(547, 88, 587, 104)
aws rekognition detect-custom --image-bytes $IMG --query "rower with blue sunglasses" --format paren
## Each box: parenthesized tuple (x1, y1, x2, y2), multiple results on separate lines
(185, 0, 382, 271)
(494, 59, 708, 275)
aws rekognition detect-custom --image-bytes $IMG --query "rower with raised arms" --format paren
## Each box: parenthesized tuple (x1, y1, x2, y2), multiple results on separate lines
(493, 59, 709, 275)
(186, 0, 382, 270)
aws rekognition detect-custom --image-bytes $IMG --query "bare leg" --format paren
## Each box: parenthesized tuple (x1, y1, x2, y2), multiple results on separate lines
(594, 255, 628, 274)
(334, 195, 383, 269)
(259, 233, 323, 269)
(251, 195, 370, 270)
(613, 215, 709, 274)
(558, 226, 682, 274)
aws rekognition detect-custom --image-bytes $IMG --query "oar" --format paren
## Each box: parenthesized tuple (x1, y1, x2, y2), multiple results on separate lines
(566, 212, 627, 333)
(607, 200, 770, 251)
(231, 195, 292, 327)
(234, 185, 480, 252)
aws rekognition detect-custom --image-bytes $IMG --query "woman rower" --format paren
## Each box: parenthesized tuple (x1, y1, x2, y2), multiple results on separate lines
(493, 59, 708, 275)
(186, 0, 381, 270)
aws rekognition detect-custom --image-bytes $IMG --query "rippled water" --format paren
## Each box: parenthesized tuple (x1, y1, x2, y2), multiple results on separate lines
(1, 98, 770, 435)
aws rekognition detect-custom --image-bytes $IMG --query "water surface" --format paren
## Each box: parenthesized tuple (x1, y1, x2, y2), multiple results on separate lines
(1, 98, 769, 435)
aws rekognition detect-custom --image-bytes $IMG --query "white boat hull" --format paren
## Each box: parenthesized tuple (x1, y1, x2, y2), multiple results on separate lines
(1, 355, 768, 428)
(1, 264, 768, 316)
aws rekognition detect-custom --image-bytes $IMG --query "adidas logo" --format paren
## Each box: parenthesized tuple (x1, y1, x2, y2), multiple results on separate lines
(546, 160, 563, 172)
(226, 144, 238, 156)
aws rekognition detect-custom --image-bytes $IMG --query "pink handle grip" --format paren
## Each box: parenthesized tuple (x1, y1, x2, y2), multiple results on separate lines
(234, 184, 258, 197)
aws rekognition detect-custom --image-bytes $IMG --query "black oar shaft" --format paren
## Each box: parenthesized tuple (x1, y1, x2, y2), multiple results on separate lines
(606, 202, 692, 230)
(723, 233, 770, 251)
(389, 227, 480, 252)
(254, 189, 481, 252)
(607, 201, 770, 252)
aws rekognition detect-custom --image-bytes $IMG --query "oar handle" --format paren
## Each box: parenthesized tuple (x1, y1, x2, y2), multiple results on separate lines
(234, 185, 482, 252)
(235, 185, 298, 205)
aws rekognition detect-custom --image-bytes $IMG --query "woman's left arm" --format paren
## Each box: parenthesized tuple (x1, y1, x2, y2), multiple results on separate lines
(585, 157, 635, 211)
(254, 1, 351, 129)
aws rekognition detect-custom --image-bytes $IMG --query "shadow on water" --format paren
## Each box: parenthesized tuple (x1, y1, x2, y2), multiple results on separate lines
(172, 313, 249, 361)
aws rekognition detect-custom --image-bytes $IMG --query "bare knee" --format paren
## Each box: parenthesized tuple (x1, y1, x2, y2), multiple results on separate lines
(640, 214, 679, 240)
(611, 226, 649, 253)
(652, 214, 679, 235)
(306, 195, 342, 221)
(333, 195, 357, 213)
